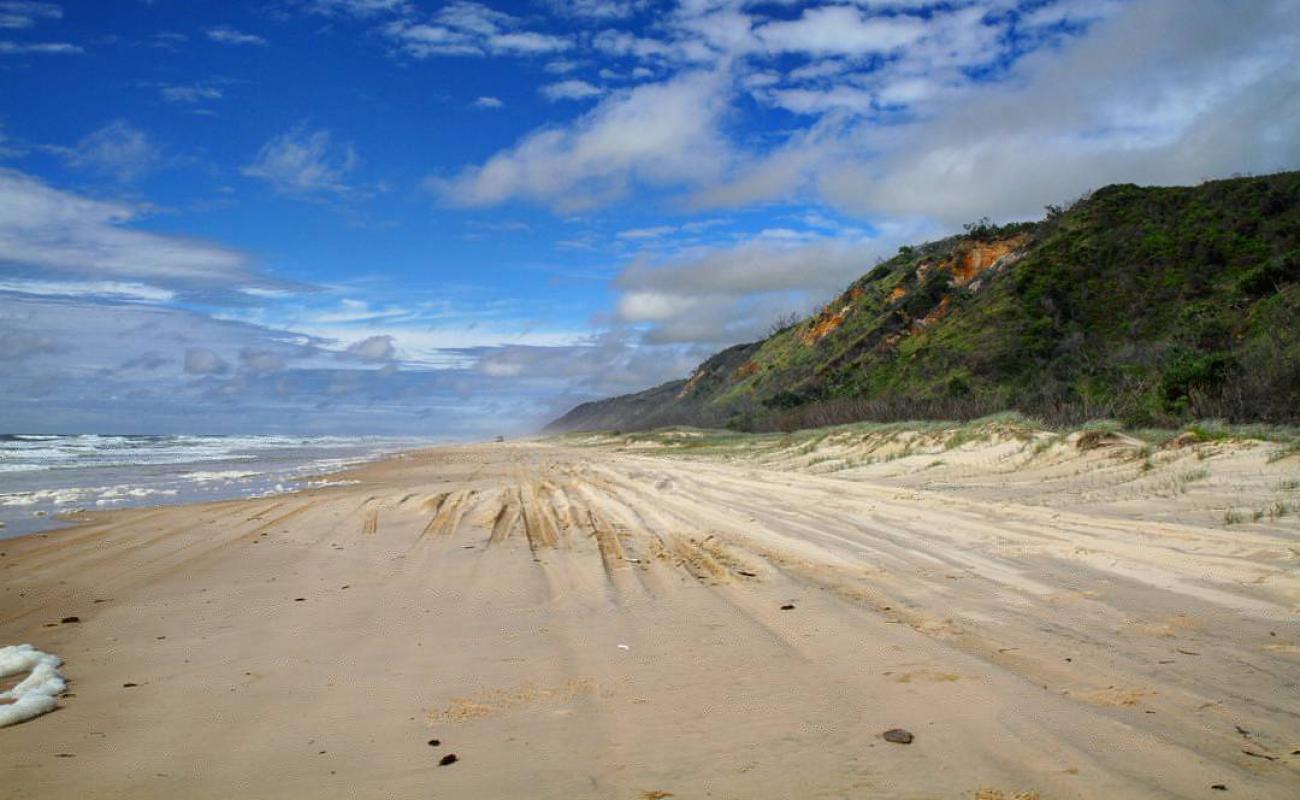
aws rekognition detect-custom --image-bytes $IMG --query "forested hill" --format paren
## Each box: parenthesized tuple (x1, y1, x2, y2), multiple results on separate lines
(548, 171, 1300, 433)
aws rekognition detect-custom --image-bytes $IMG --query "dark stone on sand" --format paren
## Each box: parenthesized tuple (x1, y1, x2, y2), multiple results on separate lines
(737, 570, 757, 577)
(882, 728, 914, 744)
(780, 604, 795, 610)
(61, 616, 80, 624)
(294, 598, 306, 602)
(427, 739, 441, 747)
(1211, 785, 1227, 791)
(439, 754, 458, 766)
(122, 683, 138, 688)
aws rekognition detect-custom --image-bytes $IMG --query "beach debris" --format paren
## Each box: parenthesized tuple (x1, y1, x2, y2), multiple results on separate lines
(1211, 785, 1227, 791)
(780, 603, 796, 610)
(294, 598, 306, 602)
(439, 753, 458, 766)
(1241, 749, 1277, 761)
(0, 644, 67, 727)
(736, 570, 757, 577)
(617, 643, 631, 651)
(60, 616, 80, 624)
(427, 739, 441, 747)
(882, 728, 914, 744)
(122, 682, 139, 688)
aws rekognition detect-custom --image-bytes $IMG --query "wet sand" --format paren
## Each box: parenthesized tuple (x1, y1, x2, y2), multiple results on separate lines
(2, 431, 1298, 798)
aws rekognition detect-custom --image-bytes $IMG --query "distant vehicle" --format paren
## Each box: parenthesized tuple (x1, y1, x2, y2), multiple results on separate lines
(495, 435, 505, 443)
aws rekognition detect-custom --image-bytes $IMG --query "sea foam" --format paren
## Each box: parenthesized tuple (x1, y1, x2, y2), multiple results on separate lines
(0, 644, 66, 727)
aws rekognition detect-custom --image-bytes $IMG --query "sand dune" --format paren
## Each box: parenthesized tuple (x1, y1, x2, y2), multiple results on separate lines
(2, 429, 1298, 798)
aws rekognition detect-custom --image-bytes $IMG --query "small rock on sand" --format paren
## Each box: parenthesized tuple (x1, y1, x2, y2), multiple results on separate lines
(61, 616, 81, 624)
(882, 728, 914, 744)
(439, 754, 458, 766)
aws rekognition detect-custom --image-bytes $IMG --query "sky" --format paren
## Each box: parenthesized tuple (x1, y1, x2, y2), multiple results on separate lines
(0, 0, 1297, 436)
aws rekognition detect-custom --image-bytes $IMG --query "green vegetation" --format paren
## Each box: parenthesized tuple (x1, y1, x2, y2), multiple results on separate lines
(548, 172, 1300, 435)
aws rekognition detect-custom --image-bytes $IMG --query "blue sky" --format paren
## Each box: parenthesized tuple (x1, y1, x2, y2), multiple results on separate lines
(1, 0, 1297, 435)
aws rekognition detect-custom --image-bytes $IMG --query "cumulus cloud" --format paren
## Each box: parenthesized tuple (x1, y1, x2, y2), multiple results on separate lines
(755, 5, 927, 56)
(242, 126, 359, 195)
(432, 70, 730, 210)
(825, 0, 1300, 225)
(184, 347, 229, 375)
(343, 334, 396, 362)
(472, 95, 503, 108)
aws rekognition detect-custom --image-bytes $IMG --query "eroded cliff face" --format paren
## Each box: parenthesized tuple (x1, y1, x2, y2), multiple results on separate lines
(800, 287, 866, 346)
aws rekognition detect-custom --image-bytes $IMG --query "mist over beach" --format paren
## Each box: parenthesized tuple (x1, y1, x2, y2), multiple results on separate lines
(3, 0, 1300, 797)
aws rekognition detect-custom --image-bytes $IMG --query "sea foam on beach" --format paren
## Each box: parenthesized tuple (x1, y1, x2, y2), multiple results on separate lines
(0, 644, 66, 727)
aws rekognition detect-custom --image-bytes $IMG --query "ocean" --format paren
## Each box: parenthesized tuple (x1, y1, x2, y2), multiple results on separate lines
(0, 434, 432, 540)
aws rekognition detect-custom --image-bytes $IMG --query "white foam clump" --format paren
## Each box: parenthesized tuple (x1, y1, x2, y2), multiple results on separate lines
(0, 644, 66, 727)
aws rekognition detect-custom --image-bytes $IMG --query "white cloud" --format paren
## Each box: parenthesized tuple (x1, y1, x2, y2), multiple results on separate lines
(824, 0, 1300, 225)
(758, 6, 926, 57)
(242, 126, 359, 195)
(160, 83, 223, 104)
(206, 26, 267, 46)
(0, 169, 254, 286)
(0, 40, 79, 53)
(763, 86, 875, 116)
(307, 0, 413, 17)
(616, 225, 675, 240)
(381, 1, 569, 58)
(343, 334, 397, 362)
(0, 1, 60, 29)
(433, 70, 730, 211)
(543, 0, 646, 21)
(184, 347, 229, 375)
(540, 79, 604, 101)
(611, 228, 900, 345)
(472, 95, 503, 108)
(0, 279, 175, 303)
(59, 120, 162, 182)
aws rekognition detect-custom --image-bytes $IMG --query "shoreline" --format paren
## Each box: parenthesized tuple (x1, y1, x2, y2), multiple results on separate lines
(2, 432, 1298, 798)
(0, 438, 446, 542)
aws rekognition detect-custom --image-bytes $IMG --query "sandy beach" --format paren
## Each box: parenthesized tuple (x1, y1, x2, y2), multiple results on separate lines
(2, 426, 1299, 799)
